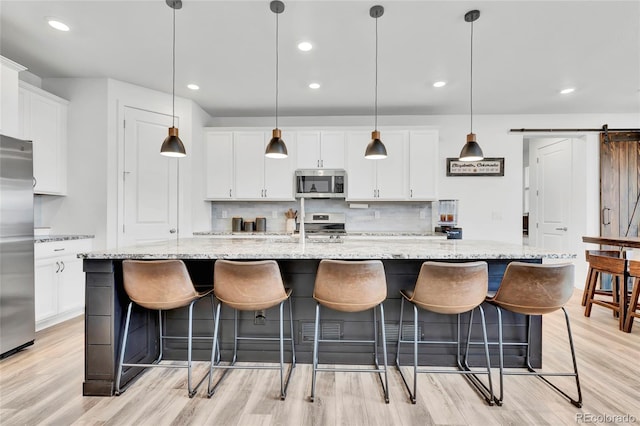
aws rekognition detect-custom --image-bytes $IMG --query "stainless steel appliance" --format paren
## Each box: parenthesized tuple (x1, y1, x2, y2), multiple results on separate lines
(435, 199, 462, 239)
(295, 169, 346, 198)
(0, 135, 35, 358)
(297, 212, 346, 240)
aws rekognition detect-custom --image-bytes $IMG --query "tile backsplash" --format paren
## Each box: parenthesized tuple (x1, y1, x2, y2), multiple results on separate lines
(210, 199, 434, 233)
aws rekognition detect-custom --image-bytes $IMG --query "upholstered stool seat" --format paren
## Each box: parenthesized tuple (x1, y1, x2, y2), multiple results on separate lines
(207, 260, 295, 400)
(310, 259, 389, 403)
(486, 262, 581, 407)
(115, 259, 215, 398)
(395, 261, 494, 405)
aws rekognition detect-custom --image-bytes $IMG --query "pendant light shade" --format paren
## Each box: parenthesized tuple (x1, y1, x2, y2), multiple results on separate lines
(365, 130, 387, 159)
(161, 0, 186, 158)
(365, 5, 387, 160)
(161, 127, 186, 157)
(459, 10, 483, 162)
(265, 0, 288, 159)
(265, 128, 288, 158)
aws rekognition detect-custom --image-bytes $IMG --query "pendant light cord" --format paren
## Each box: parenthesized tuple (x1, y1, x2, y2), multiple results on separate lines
(172, 6, 176, 128)
(374, 15, 378, 131)
(275, 11, 279, 129)
(469, 19, 474, 134)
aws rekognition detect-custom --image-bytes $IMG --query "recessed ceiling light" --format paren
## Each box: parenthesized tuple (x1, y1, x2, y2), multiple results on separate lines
(47, 18, 70, 32)
(560, 88, 575, 94)
(433, 81, 447, 88)
(187, 84, 200, 90)
(308, 83, 320, 89)
(297, 42, 313, 52)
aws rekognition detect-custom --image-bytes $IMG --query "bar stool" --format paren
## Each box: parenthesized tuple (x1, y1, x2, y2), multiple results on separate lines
(207, 260, 295, 400)
(310, 259, 389, 403)
(581, 250, 621, 306)
(115, 259, 215, 398)
(395, 261, 494, 405)
(584, 253, 627, 330)
(486, 262, 582, 407)
(624, 259, 640, 332)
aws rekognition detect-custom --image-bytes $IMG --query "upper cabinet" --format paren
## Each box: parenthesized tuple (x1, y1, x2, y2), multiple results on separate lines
(204, 129, 296, 201)
(346, 130, 408, 200)
(19, 82, 68, 195)
(205, 126, 438, 202)
(1, 56, 27, 138)
(296, 130, 345, 169)
(408, 130, 439, 200)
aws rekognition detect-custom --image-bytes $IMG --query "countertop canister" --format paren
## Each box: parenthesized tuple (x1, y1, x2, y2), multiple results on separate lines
(256, 217, 267, 232)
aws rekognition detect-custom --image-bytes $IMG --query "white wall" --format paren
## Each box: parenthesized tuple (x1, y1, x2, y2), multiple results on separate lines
(208, 112, 639, 246)
(40, 77, 211, 249)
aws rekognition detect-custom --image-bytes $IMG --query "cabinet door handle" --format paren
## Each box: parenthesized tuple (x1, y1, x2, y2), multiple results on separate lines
(54, 248, 65, 252)
(55, 261, 60, 273)
(60, 261, 65, 272)
(33, 177, 37, 188)
(321, 159, 324, 168)
(264, 189, 267, 198)
(410, 189, 413, 198)
(317, 160, 320, 168)
(602, 207, 611, 225)
(229, 189, 232, 198)
(170, 228, 177, 234)
(555, 227, 568, 231)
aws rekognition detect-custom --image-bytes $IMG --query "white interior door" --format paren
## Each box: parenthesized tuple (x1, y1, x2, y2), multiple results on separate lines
(121, 107, 177, 246)
(536, 139, 572, 250)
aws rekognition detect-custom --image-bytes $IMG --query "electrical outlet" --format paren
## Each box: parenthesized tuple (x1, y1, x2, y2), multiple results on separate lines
(272, 210, 278, 219)
(419, 209, 426, 219)
(254, 310, 266, 325)
(221, 210, 228, 219)
(374, 211, 380, 219)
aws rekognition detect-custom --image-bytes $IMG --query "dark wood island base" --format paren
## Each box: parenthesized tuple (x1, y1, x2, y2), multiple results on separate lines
(83, 256, 545, 397)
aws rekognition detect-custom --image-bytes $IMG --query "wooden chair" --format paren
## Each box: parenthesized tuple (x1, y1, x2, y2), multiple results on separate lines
(581, 250, 621, 306)
(624, 259, 640, 333)
(584, 253, 628, 330)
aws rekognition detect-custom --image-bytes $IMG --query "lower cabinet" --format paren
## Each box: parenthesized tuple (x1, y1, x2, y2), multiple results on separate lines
(34, 238, 93, 331)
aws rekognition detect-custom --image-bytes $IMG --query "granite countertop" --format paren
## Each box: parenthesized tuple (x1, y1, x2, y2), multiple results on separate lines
(79, 237, 575, 260)
(35, 235, 95, 243)
(193, 231, 446, 238)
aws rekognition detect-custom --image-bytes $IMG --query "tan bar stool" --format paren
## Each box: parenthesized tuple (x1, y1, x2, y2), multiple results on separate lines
(310, 259, 389, 403)
(486, 262, 582, 407)
(581, 250, 621, 306)
(115, 259, 215, 398)
(584, 253, 628, 330)
(624, 259, 640, 332)
(395, 261, 494, 405)
(207, 260, 295, 400)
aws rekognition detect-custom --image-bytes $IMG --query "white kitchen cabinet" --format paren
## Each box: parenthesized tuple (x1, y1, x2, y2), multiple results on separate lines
(346, 130, 407, 200)
(296, 130, 345, 169)
(408, 130, 439, 200)
(204, 131, 234, 199)
(34, 238, 93, 331)
(18, 81, 68, 195)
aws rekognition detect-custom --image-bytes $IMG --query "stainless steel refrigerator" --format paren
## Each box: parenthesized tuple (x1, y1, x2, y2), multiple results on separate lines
(0, 134, 35, 358)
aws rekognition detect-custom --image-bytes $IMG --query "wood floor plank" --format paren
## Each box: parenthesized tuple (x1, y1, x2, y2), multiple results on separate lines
(1, 290, 639, 425)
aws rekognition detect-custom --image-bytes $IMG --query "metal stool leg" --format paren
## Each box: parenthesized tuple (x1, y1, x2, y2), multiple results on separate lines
(207, 302, 224, 397)
(115, 302, 133, 396)
(378, 303, 389, 404)
(310, 302, 320, 402)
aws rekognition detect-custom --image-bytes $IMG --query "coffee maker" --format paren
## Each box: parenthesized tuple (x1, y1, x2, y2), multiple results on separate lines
(435, 199, 462, 239)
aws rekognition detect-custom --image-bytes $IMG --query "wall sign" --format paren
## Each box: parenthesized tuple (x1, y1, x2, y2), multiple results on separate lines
(446, 157, 505, 176)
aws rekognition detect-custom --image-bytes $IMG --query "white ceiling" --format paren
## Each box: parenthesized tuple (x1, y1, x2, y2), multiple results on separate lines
(1, 0, 639, 118)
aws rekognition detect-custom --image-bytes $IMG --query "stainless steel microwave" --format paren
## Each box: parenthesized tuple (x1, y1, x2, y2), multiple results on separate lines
(295, 169, 346, 198)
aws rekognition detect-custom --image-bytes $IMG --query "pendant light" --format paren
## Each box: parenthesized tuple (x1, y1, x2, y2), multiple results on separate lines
(160, 0, 186, 157)
(365, 5, 387, 160)
(265, 0, 288, 159)
(458, 10, 484, 162)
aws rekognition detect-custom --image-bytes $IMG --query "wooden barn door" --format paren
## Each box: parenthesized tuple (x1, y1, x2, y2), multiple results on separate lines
(600, 132, 640, 239)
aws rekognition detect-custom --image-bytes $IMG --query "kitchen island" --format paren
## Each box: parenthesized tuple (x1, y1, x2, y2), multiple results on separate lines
(80, 237, 574, 396)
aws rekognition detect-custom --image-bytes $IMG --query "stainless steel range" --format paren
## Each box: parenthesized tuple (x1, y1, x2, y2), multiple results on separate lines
(297, 212, 345, 240)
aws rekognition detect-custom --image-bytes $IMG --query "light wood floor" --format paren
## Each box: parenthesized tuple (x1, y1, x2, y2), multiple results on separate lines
(1, 290, 639, 426)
